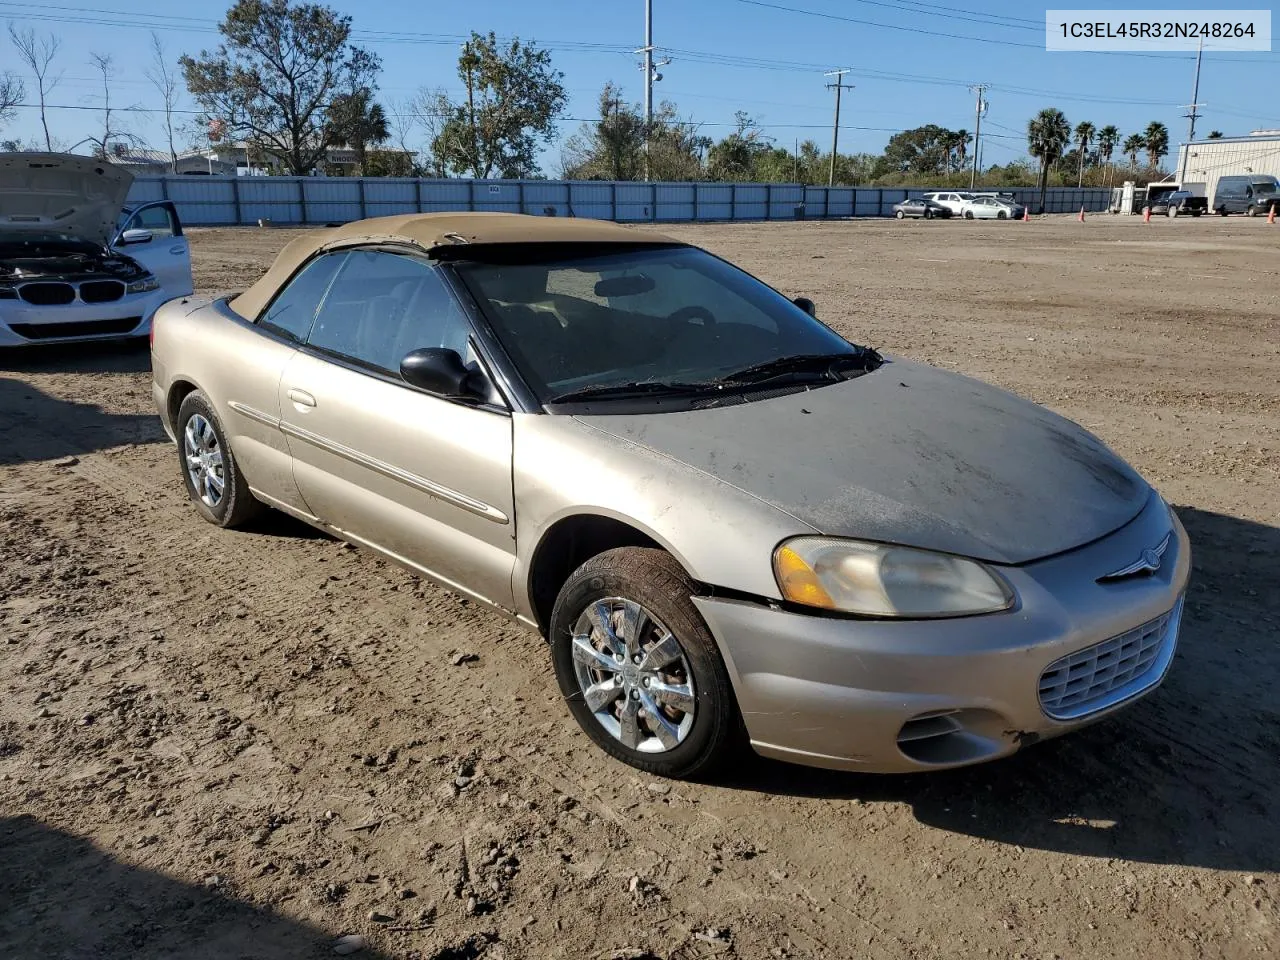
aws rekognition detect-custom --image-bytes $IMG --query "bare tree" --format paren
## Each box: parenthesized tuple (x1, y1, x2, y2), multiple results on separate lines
(8, 24, 61, 151)
(388, 97, 419, 173)
(81, 53, 143, 158)
(0, 71, 23, 132)
(145, 32, 180, 172)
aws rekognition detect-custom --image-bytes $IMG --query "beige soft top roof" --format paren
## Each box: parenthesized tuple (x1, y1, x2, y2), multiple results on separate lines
(229, 212, 680, 320)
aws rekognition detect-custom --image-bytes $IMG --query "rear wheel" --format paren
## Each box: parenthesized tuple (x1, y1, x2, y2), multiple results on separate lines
(550, 548, 739, 780)
(1218, 207, 1229, 216)
(923, 208, 933, 219)
(176, 391, 263, 528)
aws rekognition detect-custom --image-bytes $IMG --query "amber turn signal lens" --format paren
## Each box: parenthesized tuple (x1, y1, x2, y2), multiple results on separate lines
(774, 545, 837, 609)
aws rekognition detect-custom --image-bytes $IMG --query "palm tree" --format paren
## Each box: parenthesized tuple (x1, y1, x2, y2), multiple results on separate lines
(1122, 133, 1145, 168)
(325, 88, 391, 176)
(1027, 107, 1071, 213)
(1143, 121, 1170, 169)
(951, 129, 969, 173)
(1097, 124, 1119, 185)
(1073, 121, 1096, 187)
(1207, 130, 1224, 139)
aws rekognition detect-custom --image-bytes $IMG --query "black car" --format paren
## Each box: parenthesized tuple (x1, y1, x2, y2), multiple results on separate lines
(1148, 191, 1207, 217)
(892, 198, 952, 220)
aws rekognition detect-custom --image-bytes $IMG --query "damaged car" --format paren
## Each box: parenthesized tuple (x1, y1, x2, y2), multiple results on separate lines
(150, 212, 1190, 780)
(0, 152, 193, 347)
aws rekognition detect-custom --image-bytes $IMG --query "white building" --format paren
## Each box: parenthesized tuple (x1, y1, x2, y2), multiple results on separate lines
(1175, 130, 1280, 202)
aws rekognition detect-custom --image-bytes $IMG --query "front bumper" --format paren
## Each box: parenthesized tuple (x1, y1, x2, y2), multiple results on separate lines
(693, 494, 1190, 773)
(0, 288, 169, 346)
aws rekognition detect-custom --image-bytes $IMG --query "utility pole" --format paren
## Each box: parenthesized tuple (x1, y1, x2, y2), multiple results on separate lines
(635, 0, 670, 181)
(968, 83, 988, 189)
(462, 39, 477, 179)
(824, 69, 852, 187)
(1179, 36, 1205, 184)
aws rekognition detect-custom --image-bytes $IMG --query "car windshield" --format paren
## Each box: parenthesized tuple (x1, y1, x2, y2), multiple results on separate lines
(452, 243, 864, 403)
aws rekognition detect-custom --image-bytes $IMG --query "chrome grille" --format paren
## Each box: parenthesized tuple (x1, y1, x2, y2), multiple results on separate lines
(79, 279, 126, 303)
(18, 282, 75, 306)
(1038, 599, 1182, 720)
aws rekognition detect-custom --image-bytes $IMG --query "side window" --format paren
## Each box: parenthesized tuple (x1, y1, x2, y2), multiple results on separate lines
(307, 250, 472, 376)
(259, 252, 346, 343)
(125, 204, 179, 237)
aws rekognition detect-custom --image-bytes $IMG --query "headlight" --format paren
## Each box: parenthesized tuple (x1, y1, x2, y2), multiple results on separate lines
(773, 537, 1014, 618)
(127, 275, 160, 294)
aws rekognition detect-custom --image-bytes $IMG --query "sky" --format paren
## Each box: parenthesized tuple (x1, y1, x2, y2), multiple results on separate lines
(2, 0, 1278, 172)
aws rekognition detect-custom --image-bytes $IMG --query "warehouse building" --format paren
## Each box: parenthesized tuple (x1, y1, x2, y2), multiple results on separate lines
(1175, 130, 1280, 204)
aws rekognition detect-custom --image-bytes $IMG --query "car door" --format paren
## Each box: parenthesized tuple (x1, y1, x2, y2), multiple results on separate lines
(114, 201, 194, 297)
(278, 248, 518, 612)
(217, 250, 349, 516)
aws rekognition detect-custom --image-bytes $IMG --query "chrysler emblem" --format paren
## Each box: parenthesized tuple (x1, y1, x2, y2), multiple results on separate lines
(1099, 533, 1172, 582)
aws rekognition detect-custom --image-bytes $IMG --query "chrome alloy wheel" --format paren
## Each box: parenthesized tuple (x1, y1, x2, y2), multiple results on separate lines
(183, 414, 225, 508)
(571, 598, 696, 753)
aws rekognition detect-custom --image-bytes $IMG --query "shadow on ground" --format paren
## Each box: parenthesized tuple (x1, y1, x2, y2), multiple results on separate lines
(0, 815, 390, 959)
(725, 506, 1280, 874)
(0, 339, 152, 375)
(0, 377, 166, 466)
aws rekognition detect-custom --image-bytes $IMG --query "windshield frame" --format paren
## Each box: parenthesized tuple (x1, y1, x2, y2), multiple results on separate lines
(443, 241, 869, 414)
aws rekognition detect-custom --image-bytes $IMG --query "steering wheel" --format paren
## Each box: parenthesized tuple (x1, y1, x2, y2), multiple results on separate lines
(667, 305, 716, 327)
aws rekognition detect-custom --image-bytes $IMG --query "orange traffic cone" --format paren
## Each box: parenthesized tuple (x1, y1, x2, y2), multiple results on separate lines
(1022, 206, 1030, 222)
(1078, 206, 1086, 222)
(1269, 205, 1276, 224)
(1143, 206, 1151, 223)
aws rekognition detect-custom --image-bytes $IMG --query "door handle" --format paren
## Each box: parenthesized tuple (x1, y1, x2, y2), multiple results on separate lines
(288, 388, 317, 408)
(169, 244, 186, 255)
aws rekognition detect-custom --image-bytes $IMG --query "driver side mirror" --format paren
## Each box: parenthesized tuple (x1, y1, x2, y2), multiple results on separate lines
(793, 296, 816, 317)
(400, 347, 484, 401)
(119, 228, 154, 246)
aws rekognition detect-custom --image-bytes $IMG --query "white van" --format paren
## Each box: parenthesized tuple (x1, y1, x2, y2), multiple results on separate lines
(920, 191, 972, 215)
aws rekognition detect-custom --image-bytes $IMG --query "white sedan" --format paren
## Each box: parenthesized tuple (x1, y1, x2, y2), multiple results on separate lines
(958, 195, 1025, 220)
(0, 153, 194, 347)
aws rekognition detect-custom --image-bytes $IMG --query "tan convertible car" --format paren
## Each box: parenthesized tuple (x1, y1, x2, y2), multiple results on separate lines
(152, 213, 1189, 779)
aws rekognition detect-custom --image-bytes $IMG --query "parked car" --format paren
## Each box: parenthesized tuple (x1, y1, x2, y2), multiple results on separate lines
(919, 191, 973, 215)
(1148, 191, 1207, 217)
(151, 212, 1189, 779)
(958, 195, 1025, 220)
(0, 153, 194, 346)
(1211, 175, 1280, 216)
(892, 198, 952, 219)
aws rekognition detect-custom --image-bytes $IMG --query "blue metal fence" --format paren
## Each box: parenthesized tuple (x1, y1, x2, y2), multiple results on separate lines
(125, 175, 1114, 227)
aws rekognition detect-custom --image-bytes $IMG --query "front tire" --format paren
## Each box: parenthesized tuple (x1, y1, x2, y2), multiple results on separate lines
(895, 210, 905, 219)
(1246, 205, 1258, 217)
(176, 391, 262, 528)
(1168, 205, 1178, 218)
(550, 548, 739, 780)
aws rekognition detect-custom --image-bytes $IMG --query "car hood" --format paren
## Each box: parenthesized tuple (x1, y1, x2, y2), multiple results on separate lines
(0, 153, 134, 247)
(578, 359, 1149, 565)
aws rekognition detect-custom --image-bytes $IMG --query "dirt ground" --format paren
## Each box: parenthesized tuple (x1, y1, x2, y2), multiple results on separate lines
(2, 216, 1278, 960)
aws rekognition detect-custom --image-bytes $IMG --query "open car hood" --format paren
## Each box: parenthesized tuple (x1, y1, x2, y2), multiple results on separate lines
(0, 153, 134, 248)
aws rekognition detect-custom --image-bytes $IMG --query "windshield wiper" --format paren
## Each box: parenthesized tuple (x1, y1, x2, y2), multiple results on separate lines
(545, 380, 720, 404)
(713, 349, 882, 386)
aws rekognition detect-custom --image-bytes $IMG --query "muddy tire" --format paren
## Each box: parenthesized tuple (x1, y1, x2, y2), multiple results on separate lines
(176, 391, 263, 528)
(550, 547, 739, 780)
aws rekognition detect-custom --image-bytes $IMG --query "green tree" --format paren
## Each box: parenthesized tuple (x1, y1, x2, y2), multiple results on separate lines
(1122, 133, 1145, 167)
(1207, 130, 1224, 139)
(325, 87, 389, 175)
(362, 149, 416, 177)
(1096, 124, 1119, 184)
(559, 82, 646, 180)
(706, 112, 771, 181)
(1027, 107, 1071, 213)
(875, 124, 970, 177)
(1073, 120, 1096, 187)
(1143, 121, 1169, 168)
(180, 0, 380, 175)
(426, 32, 566, 179)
